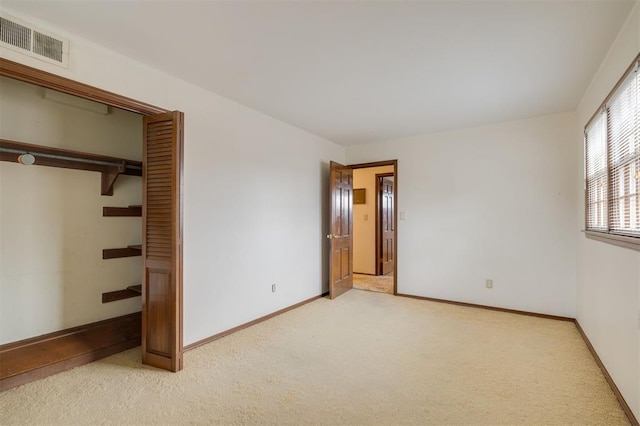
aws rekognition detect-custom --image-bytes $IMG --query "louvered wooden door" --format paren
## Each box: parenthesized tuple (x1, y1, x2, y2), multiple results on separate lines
(328, 161, 353, 299)
(142, 111, 183, 372)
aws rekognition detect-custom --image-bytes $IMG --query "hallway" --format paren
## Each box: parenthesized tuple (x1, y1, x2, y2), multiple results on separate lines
(352, 273, 394, 294)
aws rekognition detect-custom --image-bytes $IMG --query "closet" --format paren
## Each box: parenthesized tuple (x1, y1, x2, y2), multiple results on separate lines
(0, 59, 183, 390)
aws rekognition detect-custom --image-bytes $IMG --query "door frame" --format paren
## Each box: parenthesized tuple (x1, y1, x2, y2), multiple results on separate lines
(0, 59, 166, 115)
(375, 172, 395, 276)
(0, 58, 184, 368)
(349, 160, 398, 295)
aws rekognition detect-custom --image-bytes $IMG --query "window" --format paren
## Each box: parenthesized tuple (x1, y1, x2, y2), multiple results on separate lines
(585, 57, 640, 247)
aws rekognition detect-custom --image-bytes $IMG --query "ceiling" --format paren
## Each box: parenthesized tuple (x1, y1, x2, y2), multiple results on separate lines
(2, 1, 635, 146)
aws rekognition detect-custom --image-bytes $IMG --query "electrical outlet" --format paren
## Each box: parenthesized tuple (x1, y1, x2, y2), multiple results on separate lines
(486, 279, 493, 289)
(272, 284, 276, 293)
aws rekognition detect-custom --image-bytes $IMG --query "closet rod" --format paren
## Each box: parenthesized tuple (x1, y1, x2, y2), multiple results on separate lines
(0, 147, 141, 171)
(1, 139, 142, 195)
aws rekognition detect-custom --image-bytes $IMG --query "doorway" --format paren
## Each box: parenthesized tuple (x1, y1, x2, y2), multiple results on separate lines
(351, 161, 397, 295)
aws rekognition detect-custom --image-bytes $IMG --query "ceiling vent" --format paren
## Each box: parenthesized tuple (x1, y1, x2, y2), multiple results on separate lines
(0, 14, 69, 67)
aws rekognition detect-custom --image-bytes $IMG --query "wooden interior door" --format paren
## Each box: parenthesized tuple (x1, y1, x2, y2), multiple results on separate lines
(379, 176, 395, 276)
(328, 161, 353, 299)
(142, 111, 184, 372)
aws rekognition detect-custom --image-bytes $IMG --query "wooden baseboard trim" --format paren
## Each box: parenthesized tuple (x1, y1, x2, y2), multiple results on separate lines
(574, 321, 639, 426)
(185, 292, 329, 351)
(395, 293, 575, 322)
(0, 312, 141, 392)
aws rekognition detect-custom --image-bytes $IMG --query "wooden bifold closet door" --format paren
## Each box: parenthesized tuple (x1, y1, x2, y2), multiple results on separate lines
(142, 111, 184, 372)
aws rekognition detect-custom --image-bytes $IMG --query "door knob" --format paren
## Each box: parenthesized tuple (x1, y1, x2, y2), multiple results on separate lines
(326, 234, 339, 239)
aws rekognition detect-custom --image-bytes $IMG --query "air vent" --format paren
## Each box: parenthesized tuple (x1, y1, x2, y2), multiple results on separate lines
(0, 17, 31, 51)
(0, 14, 68, 68)
(33, 31, 64, 63)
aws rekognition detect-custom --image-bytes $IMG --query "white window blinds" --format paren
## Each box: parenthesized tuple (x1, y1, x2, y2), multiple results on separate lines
(585, 60, 640, 237)
(585, 113, 607, 231)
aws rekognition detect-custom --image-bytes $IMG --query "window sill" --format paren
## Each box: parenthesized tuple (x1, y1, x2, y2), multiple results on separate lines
(583, 230, 640, 252)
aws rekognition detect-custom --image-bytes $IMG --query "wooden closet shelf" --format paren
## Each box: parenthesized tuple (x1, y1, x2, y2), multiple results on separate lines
(102, 244, 142, 259)
(102, 285, 142, 303)
(0, 139, 142, 196)
(103, 205, 142, 217)
(127, 284, 142, 294)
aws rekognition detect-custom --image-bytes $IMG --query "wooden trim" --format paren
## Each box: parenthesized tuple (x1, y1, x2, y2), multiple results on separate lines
(395, 293, 575, 322)
(349, 160, 398, 295)
(0, 312, 141, 392)
(0, 58, 167, 116)
(584, 230, 640, 252)
(375, 175, 380, 276)
(184, 293, 329, 351)
(393, 162, 397, 295)
(350, 160, 398, 170)
(575, 321, 639, 426)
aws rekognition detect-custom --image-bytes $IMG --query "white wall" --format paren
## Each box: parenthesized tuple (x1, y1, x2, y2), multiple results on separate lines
(0, 77, 143, 344)
(353, 166, 393, 274)
(575, 2, 640, 419)
(346, 112, 580, 318)
(0, 8, 345, 346)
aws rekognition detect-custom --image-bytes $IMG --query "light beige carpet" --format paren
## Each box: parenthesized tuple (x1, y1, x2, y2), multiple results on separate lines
(0, 290, 629, 425)
(353, 273, 394, 294)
